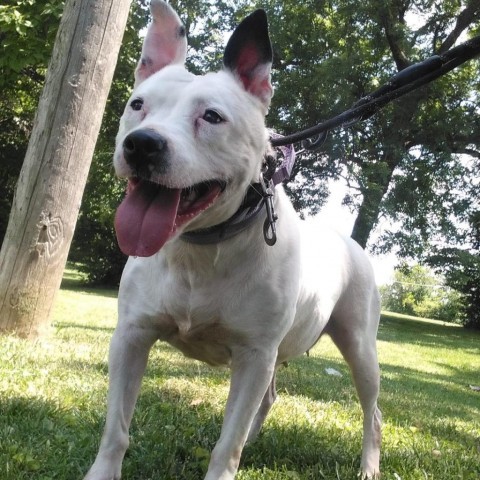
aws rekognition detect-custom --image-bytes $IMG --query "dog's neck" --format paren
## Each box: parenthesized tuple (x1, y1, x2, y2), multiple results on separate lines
(181, 136, 294, 246)
(180, 182, 269, 245)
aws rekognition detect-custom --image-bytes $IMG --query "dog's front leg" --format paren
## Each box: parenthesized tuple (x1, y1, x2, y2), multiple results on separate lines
(84, 323, 157, 480)
(205, 345, 277, 480)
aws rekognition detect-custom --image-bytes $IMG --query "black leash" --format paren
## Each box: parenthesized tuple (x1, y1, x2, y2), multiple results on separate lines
(271, 34, 480, 150)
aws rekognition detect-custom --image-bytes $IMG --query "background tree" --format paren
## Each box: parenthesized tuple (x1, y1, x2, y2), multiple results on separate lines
(0, 0, 132, 337)
(380, 264, 464, 322)
(426, 206, 480, 329)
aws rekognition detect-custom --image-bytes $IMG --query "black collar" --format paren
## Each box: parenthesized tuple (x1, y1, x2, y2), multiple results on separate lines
(180, 183, 266, 245)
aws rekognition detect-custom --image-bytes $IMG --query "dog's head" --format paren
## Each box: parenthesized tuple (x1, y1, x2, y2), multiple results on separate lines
(114, 0, 273, 257)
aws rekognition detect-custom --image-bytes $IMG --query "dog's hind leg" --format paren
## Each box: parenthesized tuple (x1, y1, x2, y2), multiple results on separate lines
(246, 369, 277, 443)
(327, 303, 382, 478)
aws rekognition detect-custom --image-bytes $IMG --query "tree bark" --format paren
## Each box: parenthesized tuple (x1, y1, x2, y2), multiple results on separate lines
(0, 0, 132, 338)
(351, 180, 391, 249)
(350, 93, 421, 249)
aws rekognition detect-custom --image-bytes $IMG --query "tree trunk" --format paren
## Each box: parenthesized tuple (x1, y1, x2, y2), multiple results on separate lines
(350, 86, 425, 249)
(351, 173, 393, 249)
(0, 0, 132, 338)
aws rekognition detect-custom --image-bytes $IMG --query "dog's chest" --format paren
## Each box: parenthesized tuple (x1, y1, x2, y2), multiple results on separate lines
(166, 315, 233, 366)
(158, 302, 234, 366)
(155, 270, 238, 366)
(123, 245, 269, 366)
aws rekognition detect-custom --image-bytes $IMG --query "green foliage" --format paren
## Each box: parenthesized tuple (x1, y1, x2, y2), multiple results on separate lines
(172, 0, 240, 73)
(1, 0, 480, 307)
(0, 0, 63, 242)
(427, 247, 480, 329)
(380, 264, 465, 323)
(0, 1, 63, 84)
(0, 276, 479, 479)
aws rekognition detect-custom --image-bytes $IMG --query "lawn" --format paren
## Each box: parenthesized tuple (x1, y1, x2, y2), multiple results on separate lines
(0, 271, 479, 479)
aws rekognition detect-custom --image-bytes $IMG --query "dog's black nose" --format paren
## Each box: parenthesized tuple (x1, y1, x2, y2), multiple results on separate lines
(123, 129, 168, 176)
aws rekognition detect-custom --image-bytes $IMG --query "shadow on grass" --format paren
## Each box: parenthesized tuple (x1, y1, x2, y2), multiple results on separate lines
(53, 322, 115, 334)
(0, 395, 104, 480)
(2, 346, 478, 480)
(274, 340, 479, 432)
(59, 282, 118, 298)
(0, 371, 359, 479)
(379, 313, 480, 350)
(0, 388, 220, 480)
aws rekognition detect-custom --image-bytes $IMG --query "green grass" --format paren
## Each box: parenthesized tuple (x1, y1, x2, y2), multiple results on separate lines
(0, 271, 479, 479)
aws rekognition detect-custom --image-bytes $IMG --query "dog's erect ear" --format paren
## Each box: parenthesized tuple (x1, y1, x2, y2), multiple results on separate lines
(134, 0, 188, 87)
(223, 10, 273, 106)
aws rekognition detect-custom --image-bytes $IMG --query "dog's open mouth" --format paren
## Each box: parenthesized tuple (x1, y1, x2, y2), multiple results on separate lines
(115, 178, 225, 257)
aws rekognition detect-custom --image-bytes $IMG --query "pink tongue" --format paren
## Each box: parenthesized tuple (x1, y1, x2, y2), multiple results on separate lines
(115, 180, 181, 257)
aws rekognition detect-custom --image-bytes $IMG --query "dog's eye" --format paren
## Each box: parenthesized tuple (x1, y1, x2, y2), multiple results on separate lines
(130, 98, 144, 111)
(202, 109, 224, 124)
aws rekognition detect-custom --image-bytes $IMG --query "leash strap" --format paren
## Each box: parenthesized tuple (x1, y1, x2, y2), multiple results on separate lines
(271, 34, 480, 149)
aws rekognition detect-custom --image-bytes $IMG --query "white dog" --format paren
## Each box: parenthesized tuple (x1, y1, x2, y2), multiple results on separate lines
(84, 2, 381, 479)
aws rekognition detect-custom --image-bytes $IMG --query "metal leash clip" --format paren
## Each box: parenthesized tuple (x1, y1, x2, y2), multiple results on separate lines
(259, 173, 278, 246)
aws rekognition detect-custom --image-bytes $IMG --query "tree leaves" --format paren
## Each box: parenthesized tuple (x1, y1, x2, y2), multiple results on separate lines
(1, 0, 480, 308)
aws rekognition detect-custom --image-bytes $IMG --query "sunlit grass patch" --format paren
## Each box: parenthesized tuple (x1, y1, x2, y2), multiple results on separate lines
(0, 271, 479, 479)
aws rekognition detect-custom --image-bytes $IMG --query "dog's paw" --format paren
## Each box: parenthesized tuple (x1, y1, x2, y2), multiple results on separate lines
(83, 464, 121, 480)
(358, 470, 381, 479)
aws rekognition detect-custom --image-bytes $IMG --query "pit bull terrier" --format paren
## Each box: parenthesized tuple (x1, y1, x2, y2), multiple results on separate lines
(84, 2, 382, 478)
